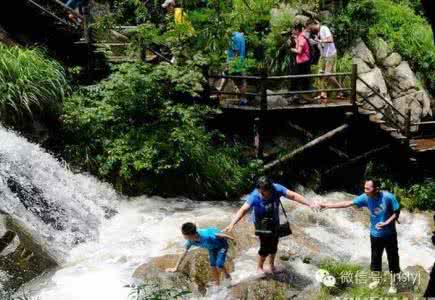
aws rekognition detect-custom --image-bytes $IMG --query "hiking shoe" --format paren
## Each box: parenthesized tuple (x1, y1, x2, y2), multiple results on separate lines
(368, 280, 380, 289)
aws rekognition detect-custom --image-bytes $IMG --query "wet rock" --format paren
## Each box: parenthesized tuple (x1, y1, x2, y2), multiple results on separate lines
(372, 38, 391, 62)
(227, 278, 294, 300)
(352, 39, 375, 68)
(132, 254, 192, 293)
(0, 215, 61, 290)
(356, 67, 390, 110)
(386, 61, 417, 98)
(383, 52, 402, 68)
(227, 265, 313, 300)
(400, 265, 429, 294)
(5, 216, 61, 267)
(133, 250, 234, 295)
(353, 57, 372, 74)
(393, 91, 432, 131)
(133, 218, 255, 295)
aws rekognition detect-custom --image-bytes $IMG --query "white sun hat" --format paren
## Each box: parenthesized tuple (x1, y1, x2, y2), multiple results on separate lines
(162, 0, 175, 8)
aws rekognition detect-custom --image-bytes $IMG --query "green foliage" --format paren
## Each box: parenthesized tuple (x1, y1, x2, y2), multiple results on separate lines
(319, 259, 363, 295)
(264, 4, 296, 74)
(129, 283, 190, 300)
(332, 0, 435, 92)
(381, 179, 435, 211)
(330, 0, 379, 52)
(368, 0, 435, 91)
(0, 45, 68, 126)
(64, 62, 255, 198)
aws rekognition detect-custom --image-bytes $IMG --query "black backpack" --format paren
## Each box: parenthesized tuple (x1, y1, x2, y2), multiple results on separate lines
(303, 34, 321, 65)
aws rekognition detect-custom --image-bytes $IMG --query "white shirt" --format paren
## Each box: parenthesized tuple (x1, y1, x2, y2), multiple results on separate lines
(319, 25, 337, 58)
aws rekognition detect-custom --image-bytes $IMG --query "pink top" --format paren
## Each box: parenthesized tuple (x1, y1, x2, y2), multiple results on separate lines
(295, 33, 310, 64)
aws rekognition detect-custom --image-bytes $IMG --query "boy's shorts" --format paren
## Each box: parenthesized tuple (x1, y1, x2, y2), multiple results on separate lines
(208, 247, 228, 268)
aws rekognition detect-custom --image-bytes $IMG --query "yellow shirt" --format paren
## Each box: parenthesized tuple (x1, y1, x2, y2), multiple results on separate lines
(174, 8, 195, 34)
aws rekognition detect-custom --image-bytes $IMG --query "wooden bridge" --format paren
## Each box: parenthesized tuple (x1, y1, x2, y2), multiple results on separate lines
(208, 65, 435, 171)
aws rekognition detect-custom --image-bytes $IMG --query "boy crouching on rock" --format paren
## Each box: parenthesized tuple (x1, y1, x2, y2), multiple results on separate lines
(166, 222, 235, 286)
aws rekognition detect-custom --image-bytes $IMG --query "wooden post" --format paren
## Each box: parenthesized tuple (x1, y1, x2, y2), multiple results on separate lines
(405, 108, 412, 138)
(254, 117, 263, 159)
(351, 64, 358, 113)
(255, 75, 267, 159)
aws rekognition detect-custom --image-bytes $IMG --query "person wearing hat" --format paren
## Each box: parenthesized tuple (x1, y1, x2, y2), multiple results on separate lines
(162, 0, 193, 30)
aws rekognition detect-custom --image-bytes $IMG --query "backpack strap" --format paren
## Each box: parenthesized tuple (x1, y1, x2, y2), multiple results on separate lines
(279, 199, 289, 221)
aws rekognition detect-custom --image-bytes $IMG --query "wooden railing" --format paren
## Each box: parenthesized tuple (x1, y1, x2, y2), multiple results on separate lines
(208, 66, 357, 158)
(356, 76, 435, 140)
(209, 67, 356, 109)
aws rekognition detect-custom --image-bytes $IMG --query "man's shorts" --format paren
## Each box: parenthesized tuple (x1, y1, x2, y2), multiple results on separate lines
(319, 54, 337, 74)
(208, 247, 228, 268)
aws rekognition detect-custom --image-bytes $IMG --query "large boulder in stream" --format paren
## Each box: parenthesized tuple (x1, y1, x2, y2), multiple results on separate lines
(0, 214, 60, 291)
(133, 250, 235, 295)
(133, 219, 256, 295)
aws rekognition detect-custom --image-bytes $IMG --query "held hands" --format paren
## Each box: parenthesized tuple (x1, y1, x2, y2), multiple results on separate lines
(309, 200, 322, 212)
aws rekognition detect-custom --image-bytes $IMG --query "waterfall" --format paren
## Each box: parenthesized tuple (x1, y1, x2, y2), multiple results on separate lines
(0, 126, 120, 261)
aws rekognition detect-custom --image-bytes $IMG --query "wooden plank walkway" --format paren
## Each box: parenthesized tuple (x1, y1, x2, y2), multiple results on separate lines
(410, 138, 435, 152)
(220, 99, 352, 111)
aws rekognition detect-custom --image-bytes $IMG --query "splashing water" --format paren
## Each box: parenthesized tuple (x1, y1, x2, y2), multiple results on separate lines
(0, 126, 120, 260)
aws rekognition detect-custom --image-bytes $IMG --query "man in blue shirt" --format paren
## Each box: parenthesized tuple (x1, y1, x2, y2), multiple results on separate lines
(321, 179, 401, 293)
(224, 176, 320, 274)
(225, 27, 248, 105)
(166, 222, 235, 286)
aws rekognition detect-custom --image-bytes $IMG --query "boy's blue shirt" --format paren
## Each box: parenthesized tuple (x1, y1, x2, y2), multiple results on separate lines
(184, 227, 227, 250)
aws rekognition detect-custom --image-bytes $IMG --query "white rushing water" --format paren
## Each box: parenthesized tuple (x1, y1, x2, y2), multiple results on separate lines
(0, 127, 434, 300)
(0, 126, 121, 261)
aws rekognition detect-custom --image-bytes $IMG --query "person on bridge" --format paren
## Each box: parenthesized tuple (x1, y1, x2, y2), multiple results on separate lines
(162, 0, 194, 33)
(306, 19, 344, 104)
(320, 179, 401, 294)
(290, 23, 312, 104)
(166, 222, 234, 286)
(226, 27, 248, 105)
(223, 176, 320, 275)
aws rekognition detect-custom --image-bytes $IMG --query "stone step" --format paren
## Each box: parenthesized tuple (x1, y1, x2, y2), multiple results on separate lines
(380, 124, 399, 132)
(390, 132, 407, 140)
(369, 115, 386, 124)
(357, 108, 377, 115)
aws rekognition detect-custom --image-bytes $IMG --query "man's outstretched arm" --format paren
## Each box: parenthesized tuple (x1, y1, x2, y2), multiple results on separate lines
(224, 203, 251, 232)
(321, 200, 354, 209)
(285, 190, 320, 209)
